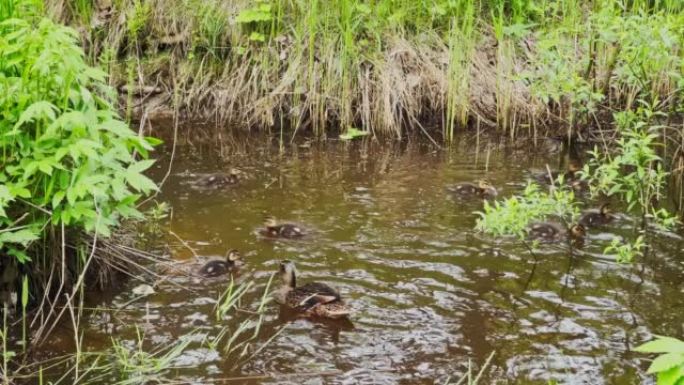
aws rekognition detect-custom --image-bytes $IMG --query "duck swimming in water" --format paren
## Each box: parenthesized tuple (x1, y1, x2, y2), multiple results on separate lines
(260, 216, 305, 239)
(197, 169, 240, 189)
(447, 180, 498, 198)
(534, 163, 584, 185)
(532, 163, 590, 194)
(579, 203, 614, 228)
(274, 260, 351, 319)
(526, 222, 586, 243)
(198, 249, 244, 277)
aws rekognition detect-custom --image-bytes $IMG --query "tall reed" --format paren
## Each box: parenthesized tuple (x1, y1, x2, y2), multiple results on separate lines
(44, 0, 681, 142)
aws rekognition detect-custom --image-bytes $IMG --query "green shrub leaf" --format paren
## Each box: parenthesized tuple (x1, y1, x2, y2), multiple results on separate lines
(125, 171, 158, 193)
(647, 353, 684, 374)
(339, 127, 370, 141)
(0, 229, 40, 246)
(636, 337, 684, 354)
(128, 159, 156, 174)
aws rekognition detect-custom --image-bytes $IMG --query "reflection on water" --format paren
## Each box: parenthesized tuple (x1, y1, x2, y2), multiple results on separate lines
(46, 133, 684, 384)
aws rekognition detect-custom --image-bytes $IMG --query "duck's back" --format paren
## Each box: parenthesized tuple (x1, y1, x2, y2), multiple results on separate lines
(527, 222, 563, 241)
(279, 224, 304, 238)
(286, 282, 340, 308)
(261, 224, 304, 238)
(297, 282, 340, 299)
(199, 260, 229, 277)
(447, 182, 479, 195)
(579, 210, 611, 227)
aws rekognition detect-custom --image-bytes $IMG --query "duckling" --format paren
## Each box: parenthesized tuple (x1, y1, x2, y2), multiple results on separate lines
(568, 178, 589, 193)
(527, 222, 586, 243)
(579, 203, 614, 228)
(197, 169, 239, 188)
(274, 260, 351, 319)
(259, 216, 305, 239)
(534, 163, 582, 185)
(198, 249, 244, 277)
(447, 180, 498, 198)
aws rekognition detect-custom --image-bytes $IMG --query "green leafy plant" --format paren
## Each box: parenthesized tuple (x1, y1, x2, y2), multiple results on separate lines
(339, 127, 370, 141)
(235, 1, 272, 24)
(191, 0, 231, 58)
(604, 235, 645, 263)
(235, 0, 272, 43)
(476, 183, 580, 239)
(138, 201, 170, 240)
(111, 327, 194, 384)
(635, 336, 684, 385)
(0, 1, 158, 302)
(212, 275, 281, 368)
(581, 106, 677, 229)
(127, 0, 151, 42)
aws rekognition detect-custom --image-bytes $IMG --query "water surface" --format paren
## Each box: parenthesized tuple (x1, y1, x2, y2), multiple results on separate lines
(47, 131, 684, 384)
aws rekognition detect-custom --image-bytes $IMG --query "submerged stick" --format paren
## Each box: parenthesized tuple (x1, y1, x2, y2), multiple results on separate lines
(164, 368, 397, 384)
(168, 230, 202, 262)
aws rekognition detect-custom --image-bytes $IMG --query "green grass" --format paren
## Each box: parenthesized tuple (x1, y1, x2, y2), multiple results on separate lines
(43, 0, 683, 140)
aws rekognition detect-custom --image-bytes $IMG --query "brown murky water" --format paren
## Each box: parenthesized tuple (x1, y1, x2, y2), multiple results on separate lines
(45, 130, 684, 384)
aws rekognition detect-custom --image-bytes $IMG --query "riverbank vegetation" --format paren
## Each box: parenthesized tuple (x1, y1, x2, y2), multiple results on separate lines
(0, 0, 159, 370)
(46, 0, 683, 136)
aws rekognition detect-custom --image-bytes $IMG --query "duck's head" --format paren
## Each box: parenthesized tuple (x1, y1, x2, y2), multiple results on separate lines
(478, 180, 498, 197)
(264, 215, 278, 227)
(477, 180, 492, 189)
(226, 249, 244, 266)
(278, 260, 297, 288)
(568, 162, 582, 174)
(229, 168, 240, 182)
(569, 224, 586, 239)
(600, 203, 611, 216)
(569, 179, 586, 191)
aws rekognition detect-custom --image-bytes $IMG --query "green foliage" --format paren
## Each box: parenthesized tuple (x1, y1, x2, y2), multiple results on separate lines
(524, 6, 683, 125)
(111, 327, 194, 384)
(579, 103, 678, 262)
(127, 0, 151, 41)
(236, 2, 272, 24)
(213, 275, 277, 365)
(235, 0, 272, 43)
(475, 183, 580, 238)
(605, 11, 682, 100)
(339, 127, 370, 141)
(524, 26, 603, 119)
(191, 0, 231, 58)
(635, 336, 684, 385)
(605, 235, 645, 263)
(128, 1, 151, 30)
(215, 278, 253, 321)
(68, 0, 93, 25)
(581, 105, 676, 229)
(0, 3, 158, 265)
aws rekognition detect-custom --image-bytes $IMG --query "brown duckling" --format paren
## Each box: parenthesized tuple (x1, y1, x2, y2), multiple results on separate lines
(274, 260, 351, 319)
(447, 180, 498, 198)
(534, 163, 582, 185)
(197, 169, 239, 188)
(568, 178, 589, 193)
(199, 249, 244, 277)
(579, 203, 614, 228)
(259, 216, 305, 239)
(526, 222, 586, 243)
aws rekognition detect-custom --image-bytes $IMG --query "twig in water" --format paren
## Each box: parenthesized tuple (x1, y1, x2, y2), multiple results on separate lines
(168, 230, 202, 262)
